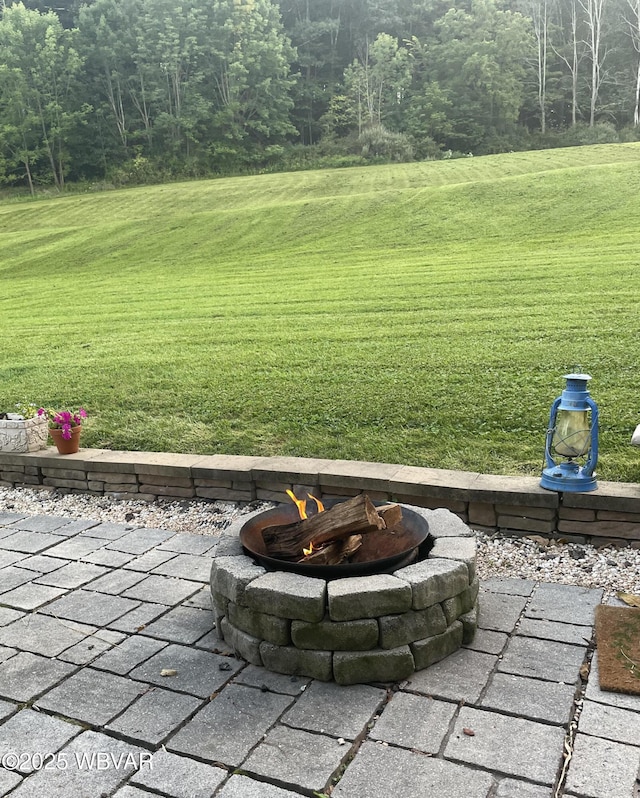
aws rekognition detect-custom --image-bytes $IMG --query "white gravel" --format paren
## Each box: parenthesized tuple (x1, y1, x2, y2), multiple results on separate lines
(1, 485, 639, 599)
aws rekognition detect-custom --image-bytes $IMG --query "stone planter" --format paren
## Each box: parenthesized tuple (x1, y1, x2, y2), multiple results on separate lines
(0, 415, 48, 453)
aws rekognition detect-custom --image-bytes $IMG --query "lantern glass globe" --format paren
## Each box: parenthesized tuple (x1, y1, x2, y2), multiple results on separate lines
(552, 409, 591, 458)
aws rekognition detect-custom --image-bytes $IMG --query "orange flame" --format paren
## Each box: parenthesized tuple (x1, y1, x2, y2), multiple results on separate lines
(307, 494, 325, 513)
(286, 489, 307, 520)
(286, 490, 326, 521)
(286, 491, 326, 558)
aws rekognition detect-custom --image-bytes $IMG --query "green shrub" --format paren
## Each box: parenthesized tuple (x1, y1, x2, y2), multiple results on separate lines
(358, 124, 414, 162)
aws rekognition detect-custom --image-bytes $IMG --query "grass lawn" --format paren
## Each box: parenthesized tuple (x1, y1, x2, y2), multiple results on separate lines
(1, 143, 639, 482)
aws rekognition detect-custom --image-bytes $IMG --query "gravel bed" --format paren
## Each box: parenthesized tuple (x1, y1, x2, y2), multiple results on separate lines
(1, 486, 639, 600)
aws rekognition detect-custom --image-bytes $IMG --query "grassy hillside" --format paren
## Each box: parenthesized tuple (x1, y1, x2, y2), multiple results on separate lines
(1, 144, 639, 481)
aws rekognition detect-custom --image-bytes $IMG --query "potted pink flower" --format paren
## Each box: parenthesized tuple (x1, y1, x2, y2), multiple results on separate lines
(38, 407, 88, 454)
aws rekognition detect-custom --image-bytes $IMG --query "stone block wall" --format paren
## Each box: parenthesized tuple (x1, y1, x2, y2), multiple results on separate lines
(0, 448, 639, 545)
(210, 507, 479, 685)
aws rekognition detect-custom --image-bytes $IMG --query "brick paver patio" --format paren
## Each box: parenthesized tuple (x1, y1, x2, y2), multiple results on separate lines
(0, 512, 638, 797)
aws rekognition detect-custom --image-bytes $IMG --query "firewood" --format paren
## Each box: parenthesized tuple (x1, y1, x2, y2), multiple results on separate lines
(262, 493, 386, 561)
(377, 503, 403, 530)
(298, 534, 363, 565)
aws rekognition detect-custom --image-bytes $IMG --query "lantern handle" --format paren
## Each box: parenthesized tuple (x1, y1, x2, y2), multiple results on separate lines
(544, 397, 562, 469)
(581, 397, 599, 477)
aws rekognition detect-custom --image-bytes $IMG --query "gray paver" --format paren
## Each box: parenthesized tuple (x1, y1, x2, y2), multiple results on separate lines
(139, 605, 214, 644)
(58, 628, 126, 665)
(0, 709, 79, 773)
(0, 550, 27, 567)
(15, 554, 70, 573)
(242, 724, 349, 792)
(47, 518, 101, 536)
(233, 664, 310, 695)
(0, 613, 95, 657)
(0, 698, 17, 721)
(481, 671, 577, 724)
(0, 651, 75, 702)
(8, 729, 147, 798)
(152, 553, 213, 582)
(444, 705, 565, 784)
(577, 698, 640, 746)
(0, 645, 17, 663)
(407, 647, 497, 703)
(79, 521, 134, 539)
(36, 667, 149, 726)
(477, 590, 527, 632)
(498, 635, 586, 684)
(0, 512, 27, 525)
(516, 616, 593, 645)
(332, 740, 494, 797)
(281, 680, 385, 739)
(84, 568, 148, 595)
(0, 582, 68, 610)
(129, 643, 243, 697)
(193, 629, 220, 651)
(106, 686, 202, 745)
(463, 627, 508, 655)
(0, 565, 39, 592)
(107, 527, 175, 554)
(33, 560, 108, 589)
(218, 775, 304, 798)
(494, 779, 552, 798)
(525, 583, 603, 626)
(40, 589, 140, 626)
(130, 749, 227, 798)
(91, 635, 168, 675)
(0, 606, 23, 626)
(0, 769, 23, 794)
(481, 577, 537, 596)
(82, 547, 136, 567)
(112, 787, 152, 798)
(122, 574, 200, 605)
(107, 601, 170, 633)
(182, 587, 212, 609)
(370, 693, 457, 752)
(0, 530, 64, 553)
(158, 534, 218, 555)
(168, 683, 294, 765)
(42, 535, 106, 560)
(564, 732, 640, 798)
(123, 549, 177, 572)
(6, 515, 73, 534)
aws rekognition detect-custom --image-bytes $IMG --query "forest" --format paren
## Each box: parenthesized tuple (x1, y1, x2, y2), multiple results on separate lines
(1, 0, 639, 190)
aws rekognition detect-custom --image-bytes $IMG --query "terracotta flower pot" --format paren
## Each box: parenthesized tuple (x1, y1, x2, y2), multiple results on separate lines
(49, 426, 81, 455)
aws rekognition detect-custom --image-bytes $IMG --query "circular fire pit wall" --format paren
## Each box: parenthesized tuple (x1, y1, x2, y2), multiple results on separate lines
(210, 506, 478, 685)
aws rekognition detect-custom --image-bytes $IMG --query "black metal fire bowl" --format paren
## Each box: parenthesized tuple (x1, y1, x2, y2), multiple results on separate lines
(239, 499, 431, 579)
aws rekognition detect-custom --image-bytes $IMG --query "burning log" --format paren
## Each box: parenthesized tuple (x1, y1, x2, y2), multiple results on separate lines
(298, 534, 363, 565)
(261, 493, 402, 562)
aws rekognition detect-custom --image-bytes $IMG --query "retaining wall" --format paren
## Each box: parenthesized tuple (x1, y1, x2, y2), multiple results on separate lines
(0, 448, 639, 546)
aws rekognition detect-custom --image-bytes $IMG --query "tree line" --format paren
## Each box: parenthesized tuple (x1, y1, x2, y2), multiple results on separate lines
(1, 0, 639, 192)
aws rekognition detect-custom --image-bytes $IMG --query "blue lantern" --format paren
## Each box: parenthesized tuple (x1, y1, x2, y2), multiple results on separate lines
(540, 373, 599, 492)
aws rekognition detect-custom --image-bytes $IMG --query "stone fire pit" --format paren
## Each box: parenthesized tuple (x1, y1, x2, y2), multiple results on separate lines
(210, 505, 478, 685)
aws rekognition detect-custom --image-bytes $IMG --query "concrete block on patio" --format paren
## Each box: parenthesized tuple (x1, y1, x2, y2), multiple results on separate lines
(394, 558, 469, 610)
(328, 574, 412, 621)
(244, 571, 327, 623)
(259, 641, 332, 681)
(333, 645, 415, 685)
